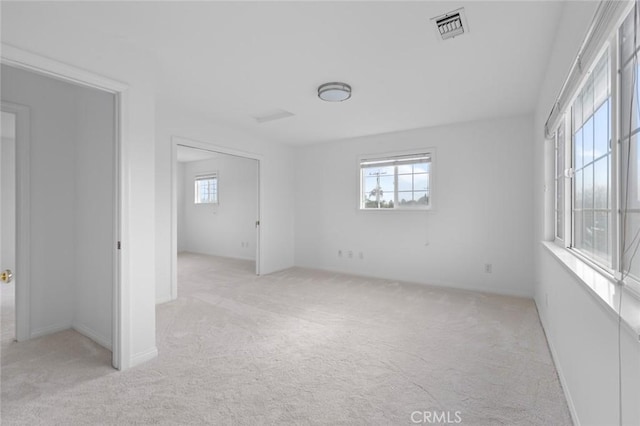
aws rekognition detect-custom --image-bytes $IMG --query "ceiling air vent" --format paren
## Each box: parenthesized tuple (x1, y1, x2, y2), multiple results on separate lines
(432, 8, 468, 41)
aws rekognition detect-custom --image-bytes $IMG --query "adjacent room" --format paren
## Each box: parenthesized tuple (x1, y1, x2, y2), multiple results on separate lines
(2, 1, 640, 425)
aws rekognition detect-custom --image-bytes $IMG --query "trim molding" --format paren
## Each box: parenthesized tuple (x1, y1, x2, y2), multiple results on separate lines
(72, 323, 112, 351)
(535, 299, 581, 426)
(30, 323, 71, 340)
(130, 346, 158, 368)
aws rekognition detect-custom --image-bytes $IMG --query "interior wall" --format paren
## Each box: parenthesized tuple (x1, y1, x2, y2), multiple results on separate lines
(73, 83, 115, 349)
(178, 155, 257, 261)
(1, 65, 115, 349)
(294, 115, 534, 297)
(155, 103, 295, 303)
(532, 2, 640, 425)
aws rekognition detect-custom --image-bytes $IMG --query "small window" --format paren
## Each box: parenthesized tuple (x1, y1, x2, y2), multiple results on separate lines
(360, 152, 432, 210)
(194, 174, 218, 204)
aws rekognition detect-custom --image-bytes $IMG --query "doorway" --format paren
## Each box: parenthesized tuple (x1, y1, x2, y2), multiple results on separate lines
(1, 110, 17, 344)
(1, 64, 118, 367)
(171, 139, 261, 300)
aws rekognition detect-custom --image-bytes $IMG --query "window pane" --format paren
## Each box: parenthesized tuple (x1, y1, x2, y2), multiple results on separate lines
(397, 192, 413, 205)
(574, 128, 583, 170)
(413, 162, 430, 174)
(594, 157, 609, 209)
(622, 212, 640, 279)
(583, 117, 594, 165)
(414, 173, 429, 191)
(397, 164, 413, 174)
(397, 174, 413, 192)
(583, 210, 594, 254)
(595, 60, 609, 108)
(594, 211, 609, 262)
(574, 93, 583, 129)
(556, 179, 564, 240)
(620, 62, 640, 138)
(583, 164, 594, 209)
(575, 170, 583, 209)
(594, 100, 609, 158)
(621, 10, 640, 64)
(575, 210, 584, 250)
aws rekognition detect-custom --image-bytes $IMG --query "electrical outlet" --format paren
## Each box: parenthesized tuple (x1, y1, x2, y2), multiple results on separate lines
(358, 252, 364, 260)
(348, 250, 353, 259)
(484, 263, 492, 273)
(338, 250, 343, 257)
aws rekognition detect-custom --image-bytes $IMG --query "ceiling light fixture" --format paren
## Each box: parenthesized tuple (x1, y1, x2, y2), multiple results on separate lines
(318, 82, 352, 102)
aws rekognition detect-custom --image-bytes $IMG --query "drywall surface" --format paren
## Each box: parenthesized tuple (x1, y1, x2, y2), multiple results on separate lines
(294, 115, 535, 297)
(533, 2, 640, 425)
(2, 3, 159, 367)
(154, 103, 295, 303)
(178, 155, 257, 261)
(73, 84, 115, 349)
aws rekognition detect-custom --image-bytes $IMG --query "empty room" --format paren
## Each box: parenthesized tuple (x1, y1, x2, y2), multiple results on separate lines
(2, 1, 640, 425)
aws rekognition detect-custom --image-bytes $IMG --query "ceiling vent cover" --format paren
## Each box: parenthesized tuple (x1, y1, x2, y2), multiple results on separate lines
(432, 8, 468, 41)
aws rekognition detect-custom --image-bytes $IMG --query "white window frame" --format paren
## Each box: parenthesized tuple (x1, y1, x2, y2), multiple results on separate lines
(357, 149, 435, 211)
(194, 172, 219, 205)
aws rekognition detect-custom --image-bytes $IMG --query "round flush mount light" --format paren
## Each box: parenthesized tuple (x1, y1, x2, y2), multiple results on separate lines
(318, 82, 352, 102)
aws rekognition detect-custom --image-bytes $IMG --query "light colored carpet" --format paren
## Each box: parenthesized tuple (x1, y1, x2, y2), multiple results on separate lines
(1, 252, 571, 425)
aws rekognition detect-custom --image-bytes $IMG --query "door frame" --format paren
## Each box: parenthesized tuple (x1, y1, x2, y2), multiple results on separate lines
(1, 102, 30, 343)
(1, 44, 128, 370)
(170, 135, 262, 301)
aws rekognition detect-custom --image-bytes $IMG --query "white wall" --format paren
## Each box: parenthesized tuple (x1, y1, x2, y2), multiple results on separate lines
(73, 84, 115, 349)
(294, 115, 534, 297)
(533, 2, 640, 425)
(178, 155, 257, 261)
(1, 65, 114, 348)
(155, 103, 295, 303)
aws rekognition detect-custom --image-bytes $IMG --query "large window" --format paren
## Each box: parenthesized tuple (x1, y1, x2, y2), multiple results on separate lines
(620, 9, 640, 281)
(571, 52, 611, 266)
(360, 152, 432, 210)
(194, 174, 218, 204)
(550, 6, 640, 287)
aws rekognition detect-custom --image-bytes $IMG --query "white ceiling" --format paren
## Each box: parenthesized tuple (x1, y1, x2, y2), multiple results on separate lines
(1, 1, 565, 145)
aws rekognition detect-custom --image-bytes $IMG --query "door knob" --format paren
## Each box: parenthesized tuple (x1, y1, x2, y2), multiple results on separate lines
(1, 269, 13, 284)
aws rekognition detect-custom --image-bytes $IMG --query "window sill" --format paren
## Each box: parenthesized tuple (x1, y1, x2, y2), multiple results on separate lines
(542, 241, 640, 340)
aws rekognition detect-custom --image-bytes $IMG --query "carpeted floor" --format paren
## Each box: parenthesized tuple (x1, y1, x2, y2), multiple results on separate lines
(1, 252, 571, 425)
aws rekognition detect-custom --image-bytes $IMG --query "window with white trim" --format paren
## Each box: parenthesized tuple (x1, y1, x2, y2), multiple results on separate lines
(359, 152, 432, 210)
(548, 5, 640, 287)
(571, 51, 611, 267)
(194, 174, 218, 204)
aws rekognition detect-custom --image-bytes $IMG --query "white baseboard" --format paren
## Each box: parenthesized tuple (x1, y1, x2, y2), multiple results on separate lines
(72, 322, 112, 350)
(295, 265, 533, 298)
(130, 346, 158, 368)
(30, 322, 71, 339)
(156, 294, 173, 305)
(534, 299, 580, 426)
